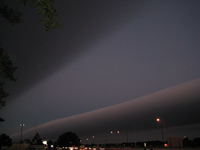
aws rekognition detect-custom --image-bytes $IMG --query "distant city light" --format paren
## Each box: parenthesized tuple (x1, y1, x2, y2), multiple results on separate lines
(144, 143, 146, 147)
(42, 140, 47, 145)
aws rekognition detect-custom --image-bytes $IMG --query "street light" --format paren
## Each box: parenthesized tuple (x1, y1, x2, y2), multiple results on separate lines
(20, 123, 25, 143)
(156, 118, 165, 142)
(19, 123, 25, 150)
(92, 136, 95, 144)
(110, 131, 120, 144)
(110, 130, 120, 134)
(86, 138, 89, 144)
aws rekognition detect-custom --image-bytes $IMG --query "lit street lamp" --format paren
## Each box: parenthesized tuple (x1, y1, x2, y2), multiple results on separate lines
(19, 123, 25, 150)
(156, 118, 165, 142)
(86, 138, 89, 144)
(20, 123, 25, 143)
(110, 130, 120, 134)
(92, 136, 95, 144)
(110, 130, 120, 143)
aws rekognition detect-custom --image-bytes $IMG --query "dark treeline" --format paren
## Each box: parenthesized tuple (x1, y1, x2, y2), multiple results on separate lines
(7, 136, 200, 148)
(84, 137, 200, 148)
(182, 137, 200, 148)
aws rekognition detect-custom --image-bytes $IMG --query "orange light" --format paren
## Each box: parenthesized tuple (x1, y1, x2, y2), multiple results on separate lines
(110, 131, 113, 134)
(164, 143, 168, 147)
(117, 131, 120, 133)
(156, 118, 160, 122)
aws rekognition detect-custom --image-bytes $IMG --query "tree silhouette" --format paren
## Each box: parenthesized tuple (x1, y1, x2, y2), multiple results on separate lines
(0, 0, 60, 31)
(0, 49, 17, 109)
(0, 133, 12, 149)
(57, 132, 80, 148)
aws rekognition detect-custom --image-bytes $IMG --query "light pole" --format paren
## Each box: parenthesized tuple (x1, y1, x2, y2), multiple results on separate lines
(134, 122, 136, 148)
(20, 123, 25, 142)
(19, 123, 25, 150)
(110, 130, 120, 144)
(110, 131, 113, 143)
(86, 138, 89, 145)
(156, 118, 165, 142)
(92, 136, 95, 144)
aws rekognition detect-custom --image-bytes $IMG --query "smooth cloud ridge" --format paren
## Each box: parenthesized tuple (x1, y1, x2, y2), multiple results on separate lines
(11, 78, 200, 142)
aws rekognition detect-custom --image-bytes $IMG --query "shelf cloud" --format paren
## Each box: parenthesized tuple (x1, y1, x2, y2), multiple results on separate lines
(11, 78, 200, 142)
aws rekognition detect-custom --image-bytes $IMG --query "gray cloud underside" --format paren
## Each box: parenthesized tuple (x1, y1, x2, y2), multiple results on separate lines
(11, 78, 200, 141)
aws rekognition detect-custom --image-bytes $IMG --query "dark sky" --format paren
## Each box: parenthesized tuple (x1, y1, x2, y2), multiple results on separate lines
(1, 0, 200, 142)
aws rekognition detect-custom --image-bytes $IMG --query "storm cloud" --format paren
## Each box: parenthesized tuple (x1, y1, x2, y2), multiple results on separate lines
(11, 78, 200, 142)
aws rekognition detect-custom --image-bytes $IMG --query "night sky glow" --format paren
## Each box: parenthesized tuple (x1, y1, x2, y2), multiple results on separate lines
(1, 0, 200, 143)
